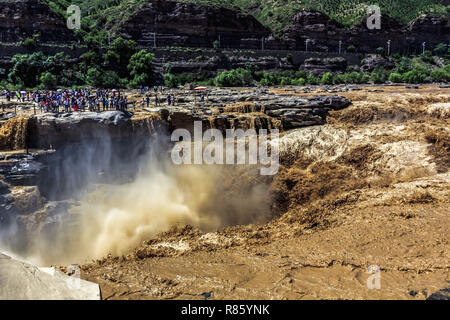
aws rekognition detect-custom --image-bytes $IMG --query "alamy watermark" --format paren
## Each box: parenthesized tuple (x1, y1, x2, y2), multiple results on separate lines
(171, 121, 279, 176)
(367, 5, 381, 30)
(366, 265, 381, 290)
(67, 5, 81, 30)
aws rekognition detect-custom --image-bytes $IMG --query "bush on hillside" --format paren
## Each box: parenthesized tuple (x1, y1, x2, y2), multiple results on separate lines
(214, 68, 253, 87)
(388, 72, 403, 83)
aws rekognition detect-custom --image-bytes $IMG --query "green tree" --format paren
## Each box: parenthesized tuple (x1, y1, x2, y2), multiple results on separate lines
(80, 51, 101, 66)
(86, 68, 102, 87)
(39, 72, 57, 89)
(103, 50, 120, 66)
(101, 71, 121, 88)
(110, 37, 137, 66)
(45, 52, 71, 76)
(8, 52, 46, 87)
(164, 73, 177, 88)
(127, 50, 155, 87)
(433, 43, 448, 56)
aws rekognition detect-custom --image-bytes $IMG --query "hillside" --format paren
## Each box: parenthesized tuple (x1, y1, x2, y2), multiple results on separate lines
(45, 0, 449, 36)
(182, 0, 449, 32)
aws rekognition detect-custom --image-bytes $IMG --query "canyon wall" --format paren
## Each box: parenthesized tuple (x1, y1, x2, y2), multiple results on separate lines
(0, 0, 74, 43)
(120, 0, 270, 49)
(0, 1, 447, 54)
(281, 10, 450, 53)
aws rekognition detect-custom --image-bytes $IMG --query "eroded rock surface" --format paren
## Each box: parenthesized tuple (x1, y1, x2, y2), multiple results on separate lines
(0, 0, 74, 43)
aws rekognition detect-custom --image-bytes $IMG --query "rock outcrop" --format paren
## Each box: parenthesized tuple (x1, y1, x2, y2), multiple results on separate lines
(121, 0, 270, 48)
(159, 89, 351, 131)
(360, 54, 395, 72)
(29, 111, 166, 149)
(300, 57, 348, 76)
(0, 0, 74, 43)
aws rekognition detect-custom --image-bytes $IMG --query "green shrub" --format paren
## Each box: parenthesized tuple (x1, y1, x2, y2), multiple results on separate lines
(103, 50, 120, 65)
(347, 72, 364, 84)
(164, 63, 173, 74)
(395, 56, 412, 74)
(214, 68, 253, 87)
(304, 74, 318, 85)
(370, 69, 389, 84)
(430, 68, 450, 82)
(280, 77, 292, 86)
(402, 68, 427, 83)
(292, 78, 306, 86)
(320, 72, 334, 85)
(388, 73, 403, 83)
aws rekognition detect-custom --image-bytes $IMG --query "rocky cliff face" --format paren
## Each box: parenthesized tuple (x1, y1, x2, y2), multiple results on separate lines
(29, 111, 166, 149)
(0, 0, 74, 43)
(282, 10, 449, 53)
(120, 0, 270, 48)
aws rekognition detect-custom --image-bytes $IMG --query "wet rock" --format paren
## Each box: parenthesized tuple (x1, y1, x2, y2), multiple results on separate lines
(0, 155, 43, 186)
(264, 95, 352, 129)
(11, 186, 44, 215)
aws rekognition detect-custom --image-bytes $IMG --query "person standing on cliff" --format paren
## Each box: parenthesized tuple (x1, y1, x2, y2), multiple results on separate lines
(64, 98, 69, 113)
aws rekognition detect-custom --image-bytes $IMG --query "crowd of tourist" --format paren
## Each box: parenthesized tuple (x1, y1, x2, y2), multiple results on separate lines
(3, 89, 131, 113)
(2, 86, 208, 114)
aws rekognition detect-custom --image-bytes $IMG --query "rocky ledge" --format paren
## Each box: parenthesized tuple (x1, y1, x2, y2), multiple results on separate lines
(13, 92, 352, 150)
(158, 89, 351, 132)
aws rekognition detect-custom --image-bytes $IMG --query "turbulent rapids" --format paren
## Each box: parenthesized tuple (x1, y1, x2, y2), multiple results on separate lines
(0, 85, 449, 300)
(0, 133, 273, 266)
